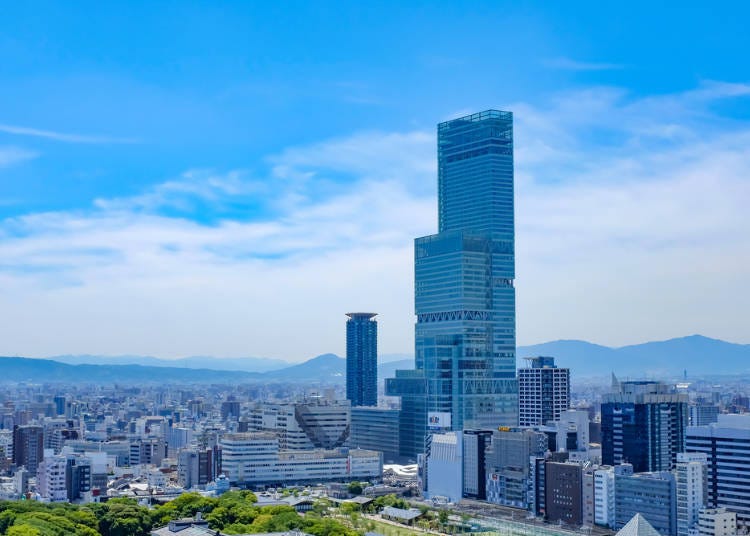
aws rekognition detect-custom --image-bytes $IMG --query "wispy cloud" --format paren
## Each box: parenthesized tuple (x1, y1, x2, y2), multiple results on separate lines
(0, 146, 37, 167)
(543, 57, 624, 71)
(0, 123, 137, 144)
(0, 82, 749, 359)
(93, 170, 268, 213)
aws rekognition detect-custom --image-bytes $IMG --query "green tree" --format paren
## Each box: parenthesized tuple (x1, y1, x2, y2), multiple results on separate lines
(340, 502, 360, 515)
(347, 481, 363, 495)
(7, 525, 41, 536)
(0, 510, 18, 533)
(312, 498, 332, 516)
(94, 500, 154, 536)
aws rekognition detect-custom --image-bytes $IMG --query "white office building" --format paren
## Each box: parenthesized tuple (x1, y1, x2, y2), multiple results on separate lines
(675, 452, 707, 536)
(594, 465, 616, 528)
(245, 398, 350, 450)
(37, 453, 68, 502)
(424, 432, 463, 503)
(540, 409, 591, 453)
(686, 415, 750, 530)
(220, 432, 381, 487)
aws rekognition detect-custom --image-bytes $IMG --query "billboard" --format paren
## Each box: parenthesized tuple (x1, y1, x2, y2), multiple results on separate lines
(428, 412, 452, 430)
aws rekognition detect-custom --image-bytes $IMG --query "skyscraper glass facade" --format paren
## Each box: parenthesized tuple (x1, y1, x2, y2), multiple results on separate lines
(346, 312, 378, 407)
(388, 110, 518, 457)
(416, 110, 518, 430)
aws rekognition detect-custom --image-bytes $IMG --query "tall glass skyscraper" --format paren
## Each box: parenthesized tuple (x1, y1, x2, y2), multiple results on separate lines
(417, 109, 517, 430)
(346, 312, 378, 407)
(388, 110, 518, 455)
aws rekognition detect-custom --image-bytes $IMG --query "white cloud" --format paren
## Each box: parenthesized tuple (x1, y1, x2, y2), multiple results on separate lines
(543, 57, 624, 71)
(0, 146, 37, 168)
(93, 170, 268, 213)
(0, 83, 749, 359)
(0, 123, 136, 144)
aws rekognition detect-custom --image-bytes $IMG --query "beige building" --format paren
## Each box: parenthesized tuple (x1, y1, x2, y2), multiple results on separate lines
(698, 508, 737, 536)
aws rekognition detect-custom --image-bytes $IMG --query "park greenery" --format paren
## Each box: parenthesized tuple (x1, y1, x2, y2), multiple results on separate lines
(0, 491, 438, 536)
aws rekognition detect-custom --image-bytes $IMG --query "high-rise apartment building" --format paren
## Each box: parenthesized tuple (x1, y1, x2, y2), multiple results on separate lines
(686, 414, 750, 531)
(519, 356, 570, 427)
(388, 110, 518, 446)
(12, 425, 44, 473)
(601, 380, 688, 472)
(346, 312, 378, 407)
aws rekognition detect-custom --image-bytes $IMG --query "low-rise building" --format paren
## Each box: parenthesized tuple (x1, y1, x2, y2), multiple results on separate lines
(545, 461, 583, 526)
(220, 432, 381, 487)
(697, 508, 737, 536)
(615, 471, 676, 536)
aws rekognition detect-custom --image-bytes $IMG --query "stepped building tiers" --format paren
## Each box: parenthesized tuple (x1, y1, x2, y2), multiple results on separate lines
(388, 110, 518, 456)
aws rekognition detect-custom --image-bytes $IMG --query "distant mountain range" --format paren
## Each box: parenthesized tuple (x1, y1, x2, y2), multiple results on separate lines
(0, 357, 262, 384)
(1, 335, 747, 384)
(0, 353, 415, 385)
(49, 352, 411, 373)
(50, 354, 289, 372)
(517, 334, 750, 377)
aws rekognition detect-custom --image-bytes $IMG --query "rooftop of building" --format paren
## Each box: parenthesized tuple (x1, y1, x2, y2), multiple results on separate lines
(615, 514, 662, 536)
(438, 109, 512, 128)
(381, 506, 424, 521)
(221, 432, 278, 441)
(688, 413, 750, 434)
(277, 447, 381, 460)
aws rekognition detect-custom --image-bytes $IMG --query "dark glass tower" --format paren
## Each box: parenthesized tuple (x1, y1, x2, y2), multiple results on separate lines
(601, 380, 688, 472)
(346, 312, 378, 407)
(388, 110, 518, 457)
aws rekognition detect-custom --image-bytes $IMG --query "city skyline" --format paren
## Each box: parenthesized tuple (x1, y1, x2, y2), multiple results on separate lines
(1, 4, 749, 360)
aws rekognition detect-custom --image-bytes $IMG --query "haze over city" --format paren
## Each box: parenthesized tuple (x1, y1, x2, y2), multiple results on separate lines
(1, 3, 749, 361)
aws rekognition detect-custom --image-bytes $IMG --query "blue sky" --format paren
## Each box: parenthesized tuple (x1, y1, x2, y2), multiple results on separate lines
(1, 2, 749, 360)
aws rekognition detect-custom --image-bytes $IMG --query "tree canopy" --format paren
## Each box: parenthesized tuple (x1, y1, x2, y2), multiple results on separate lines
(0, 490, 359, 536)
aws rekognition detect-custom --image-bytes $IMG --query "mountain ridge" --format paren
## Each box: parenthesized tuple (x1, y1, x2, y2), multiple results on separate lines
(517, 334, 750, 376)
(3, 334, 748, 384)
